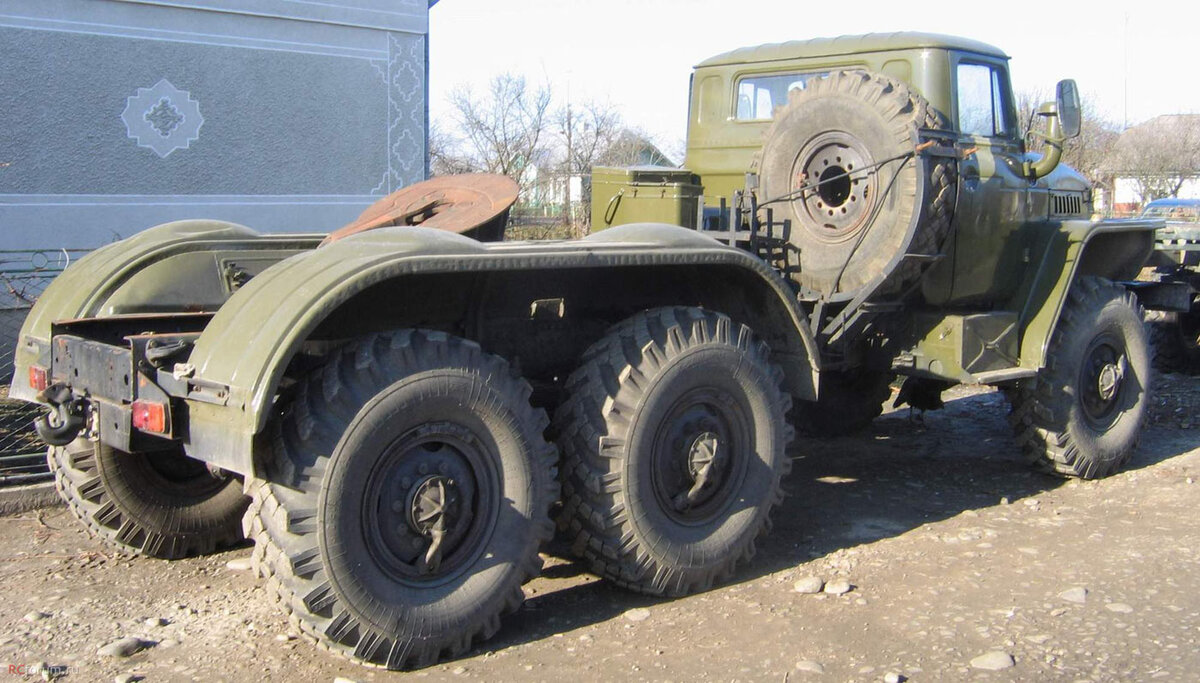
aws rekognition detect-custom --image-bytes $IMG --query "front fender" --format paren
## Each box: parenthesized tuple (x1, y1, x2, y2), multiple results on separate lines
(184, 223, 821, 474)
(1014, 218, 1158, 370)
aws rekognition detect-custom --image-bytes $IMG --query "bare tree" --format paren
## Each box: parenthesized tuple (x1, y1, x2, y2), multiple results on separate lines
(447, 73, 553, 188)
(428, 121, 474, 177)
(1106, 115, 1200, 203)
(555, 100, 623, 233)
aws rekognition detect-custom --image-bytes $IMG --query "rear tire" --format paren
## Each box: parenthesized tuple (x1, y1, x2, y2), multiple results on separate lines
(50, 439, 247, 559)
(793, 369, 894, 436)
(244, 331, 557, 670)
(1008, 277, 1150, 478)
(554, 307, 793, 596)
(1145, 310, 1200, 375)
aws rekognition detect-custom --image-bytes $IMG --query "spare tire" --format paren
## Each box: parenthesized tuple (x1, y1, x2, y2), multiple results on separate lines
(756, 70, 956, 301)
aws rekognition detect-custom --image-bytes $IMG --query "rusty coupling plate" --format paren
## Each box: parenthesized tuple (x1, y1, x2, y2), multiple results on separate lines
(321, 173, 519, 246)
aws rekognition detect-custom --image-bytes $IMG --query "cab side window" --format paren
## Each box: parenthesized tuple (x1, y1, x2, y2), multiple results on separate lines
(956, 63, 1011, 137)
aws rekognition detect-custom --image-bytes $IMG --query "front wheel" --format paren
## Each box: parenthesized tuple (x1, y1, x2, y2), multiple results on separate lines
(554, 307, 793, 596)
(1009, 277, 1150, 478)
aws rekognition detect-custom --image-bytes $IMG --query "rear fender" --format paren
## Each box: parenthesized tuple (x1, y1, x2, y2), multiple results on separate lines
(8, 220, 319, 402)
(183, 223, 821, 476)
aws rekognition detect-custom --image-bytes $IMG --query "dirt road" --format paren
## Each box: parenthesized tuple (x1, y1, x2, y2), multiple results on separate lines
(2, 378, 1198, 682)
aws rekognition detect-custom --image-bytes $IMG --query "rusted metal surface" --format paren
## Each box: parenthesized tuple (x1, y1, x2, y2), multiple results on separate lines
(322, 174, 519, 246)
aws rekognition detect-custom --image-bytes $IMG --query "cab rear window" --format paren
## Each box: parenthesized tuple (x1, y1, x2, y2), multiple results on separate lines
(734, 72, 829, 120)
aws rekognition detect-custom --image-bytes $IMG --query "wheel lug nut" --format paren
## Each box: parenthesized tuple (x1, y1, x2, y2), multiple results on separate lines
(412, 537, 424, 548)
(401, 477, 412, 489)
(418, 464, 430, 475)
(438, 463, 449, 474)
(391, 500, 404, 513)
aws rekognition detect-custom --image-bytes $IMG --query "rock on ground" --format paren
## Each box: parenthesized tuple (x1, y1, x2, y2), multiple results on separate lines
(970, 651, 1015, 670)
(823, 579, 852, 595)
(794, 660, 826, 673)
(1058, 587, 1088, 604)
(793, 576, 824, 594)
(97, 637, 150, 658)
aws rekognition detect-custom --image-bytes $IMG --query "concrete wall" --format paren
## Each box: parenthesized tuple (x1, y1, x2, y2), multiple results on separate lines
(0, 0, 430, 250)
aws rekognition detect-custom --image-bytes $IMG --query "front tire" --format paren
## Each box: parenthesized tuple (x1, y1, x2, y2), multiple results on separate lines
(554, 307, 793, 597)
(245, 331, 557, 670)
(1009, 277, 1150, 478)
(50, 439, 247, 559)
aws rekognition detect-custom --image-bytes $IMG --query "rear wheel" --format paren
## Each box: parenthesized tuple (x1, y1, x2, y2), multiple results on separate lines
(1009, 277, 1150, 478)
(1145, 310, 1200, 375)
(245, 330, 556, 669)
(50, 439, 247, 559)
(554, 307, 793, 596)
(793, 369, 894, 436)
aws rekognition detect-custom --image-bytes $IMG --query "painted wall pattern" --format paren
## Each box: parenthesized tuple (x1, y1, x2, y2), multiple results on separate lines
(122, 79, 205, 158)
(0, 0, 430, 250)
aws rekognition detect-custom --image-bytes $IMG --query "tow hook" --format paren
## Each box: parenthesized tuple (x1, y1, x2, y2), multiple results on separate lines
(34, 383, 88, 446)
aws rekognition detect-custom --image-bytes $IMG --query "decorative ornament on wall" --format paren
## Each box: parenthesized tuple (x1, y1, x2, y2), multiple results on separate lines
(122, 79, 204, 158)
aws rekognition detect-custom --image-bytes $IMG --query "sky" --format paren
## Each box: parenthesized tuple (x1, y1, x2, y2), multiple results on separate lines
(428, 0, 1200, 156)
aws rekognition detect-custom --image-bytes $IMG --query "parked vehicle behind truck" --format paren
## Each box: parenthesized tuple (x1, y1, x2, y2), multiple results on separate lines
(10, 32, 1161, 669)
(1138, 198, 1200, 373)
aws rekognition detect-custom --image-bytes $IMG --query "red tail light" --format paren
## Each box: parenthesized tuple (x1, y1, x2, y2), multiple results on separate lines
(131, 400, 167, 434)
(29, 366, 48, 392)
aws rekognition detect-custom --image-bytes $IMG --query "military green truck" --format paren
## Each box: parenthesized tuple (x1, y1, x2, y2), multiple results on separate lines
(9, 32, 1161, 669)
(1135, 198, 1200, 373)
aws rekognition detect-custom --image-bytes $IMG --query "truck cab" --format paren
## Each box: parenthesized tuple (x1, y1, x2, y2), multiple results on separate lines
(672, 33, 1092, 309)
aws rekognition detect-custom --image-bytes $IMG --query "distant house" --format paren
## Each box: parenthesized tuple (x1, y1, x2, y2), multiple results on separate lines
(1107, 114, 1200, 215)
(596, 131, 677, 168)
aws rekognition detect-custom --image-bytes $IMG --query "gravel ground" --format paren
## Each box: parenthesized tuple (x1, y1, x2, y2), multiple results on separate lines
(1, 376, 1198, 682)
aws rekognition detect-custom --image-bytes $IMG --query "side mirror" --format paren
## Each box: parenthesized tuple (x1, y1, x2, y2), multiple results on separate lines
(1056, 79, 1081, 139)
(1026, 79, 1082, 180)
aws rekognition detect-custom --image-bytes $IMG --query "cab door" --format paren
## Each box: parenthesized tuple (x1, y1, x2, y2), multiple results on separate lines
(925, 53, 1030, 305)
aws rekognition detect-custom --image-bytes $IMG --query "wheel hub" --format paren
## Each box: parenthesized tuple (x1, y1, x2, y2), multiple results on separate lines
(365, 424, 490, 581)
(404, 474, 462, 572)
(1080, 340, 1127, 427)
(687, 432, 720, 477)
(1096, 363, 1122, 402)
(672, 431, 723, 512)
(651, 391, 749, 524)
(791, 131, 877, 242)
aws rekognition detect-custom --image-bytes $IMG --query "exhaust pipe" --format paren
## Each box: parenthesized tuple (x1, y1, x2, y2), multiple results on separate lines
(34, 383, 88, 446)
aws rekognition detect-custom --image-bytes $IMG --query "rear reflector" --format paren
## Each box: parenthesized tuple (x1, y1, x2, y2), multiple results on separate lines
(131, 400, 167, 434)
(28, 366, 48, 392)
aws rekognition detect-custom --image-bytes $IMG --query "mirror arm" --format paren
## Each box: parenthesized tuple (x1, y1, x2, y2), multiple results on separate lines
(1024, 105, 1065, 180)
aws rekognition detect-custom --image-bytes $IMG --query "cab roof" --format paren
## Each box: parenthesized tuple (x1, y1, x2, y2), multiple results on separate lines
(697, 32, 1008, 68)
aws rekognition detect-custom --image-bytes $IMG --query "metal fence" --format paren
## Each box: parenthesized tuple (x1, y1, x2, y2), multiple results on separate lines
(1, 249, 90, 486)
